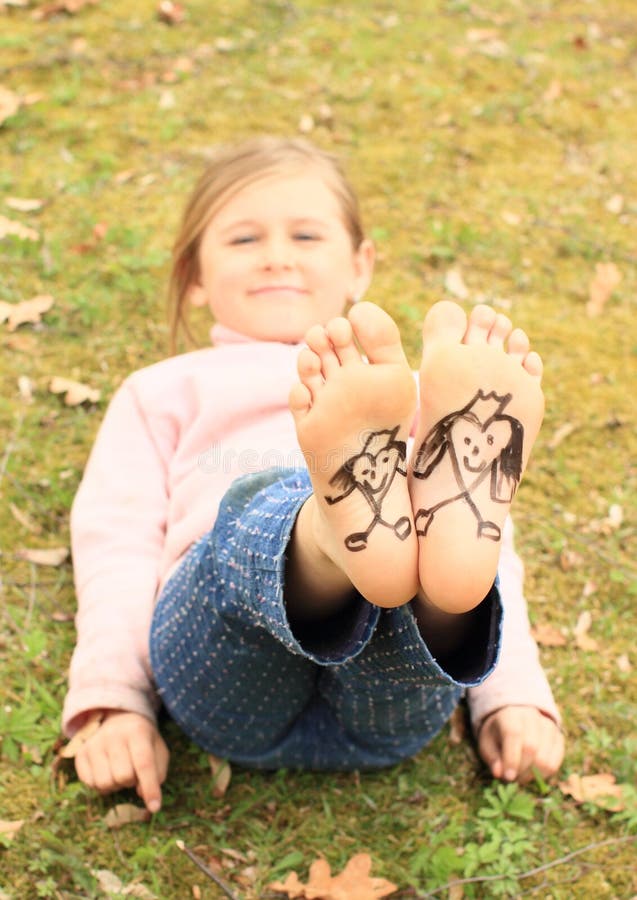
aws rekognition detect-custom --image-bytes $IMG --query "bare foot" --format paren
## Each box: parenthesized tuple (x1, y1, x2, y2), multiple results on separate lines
(289, 302, 419, 607)
(409, 301, 544, 613)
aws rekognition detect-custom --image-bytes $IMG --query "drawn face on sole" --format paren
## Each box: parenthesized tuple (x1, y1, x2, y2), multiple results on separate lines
(350, 446, 401, 495)
(450, 415, 512, 476)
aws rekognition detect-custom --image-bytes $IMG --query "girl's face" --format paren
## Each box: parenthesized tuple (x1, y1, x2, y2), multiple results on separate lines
(188, 170, 374, 343)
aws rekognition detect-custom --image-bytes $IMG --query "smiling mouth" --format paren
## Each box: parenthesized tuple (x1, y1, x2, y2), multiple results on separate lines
(364, 474, 388, 494)
(463, 457, 486, 473)
(249, 285, 308, 296)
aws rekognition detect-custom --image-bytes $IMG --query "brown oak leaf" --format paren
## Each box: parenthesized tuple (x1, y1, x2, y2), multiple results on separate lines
(530, 623, 567, 647)
(32, 0, 99, 20)
(16, 546, 69, 567)
(104, 803, 151, 829)
(208, 754, 232, 798)
(573, 610, 598, 651)
(558, 772, 626, 811)
(49, 376, 100, 405)
(0, 819, 24, 842)
(0, 294, 53, 330)
(269, 853, 397, 899)
(0, 86, 21, 126)
(5, 197, 45, 212)
(58, 711, 104, 759)
(586, 262, 621, 317)
(0, 215, 39, 242)
(157, 0, 184, 24)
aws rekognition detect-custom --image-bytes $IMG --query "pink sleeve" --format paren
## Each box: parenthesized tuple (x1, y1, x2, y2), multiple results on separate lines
(467, 518, 561, 734)
(62, 379, 174, 735)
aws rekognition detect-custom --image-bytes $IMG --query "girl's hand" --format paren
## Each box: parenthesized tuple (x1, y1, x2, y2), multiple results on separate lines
(74, 710, 170, 813)
(477, 705, 565, 784)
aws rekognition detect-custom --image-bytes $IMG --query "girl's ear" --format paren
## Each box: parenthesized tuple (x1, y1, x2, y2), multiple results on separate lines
(352, 239, 375, 300)
(187, 282, 208, 308)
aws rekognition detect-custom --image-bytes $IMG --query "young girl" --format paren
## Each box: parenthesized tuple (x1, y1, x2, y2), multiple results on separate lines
(63, 136, 564, 814)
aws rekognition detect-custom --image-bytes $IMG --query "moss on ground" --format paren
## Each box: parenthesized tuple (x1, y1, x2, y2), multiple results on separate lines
(1, 1, 635, 897)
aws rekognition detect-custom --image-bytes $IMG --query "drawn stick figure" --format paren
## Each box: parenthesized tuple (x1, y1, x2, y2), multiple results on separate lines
(412, 390, 524, 541)
(326, 426, 412, 552)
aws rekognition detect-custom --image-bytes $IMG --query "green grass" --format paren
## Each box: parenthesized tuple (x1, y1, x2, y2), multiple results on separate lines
(1, 0, 636, 897)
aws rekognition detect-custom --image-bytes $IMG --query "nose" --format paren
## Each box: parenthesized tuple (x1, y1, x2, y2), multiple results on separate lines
(261, 235, 294, 269)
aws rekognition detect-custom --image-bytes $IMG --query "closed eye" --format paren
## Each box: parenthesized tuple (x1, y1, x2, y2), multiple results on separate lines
(293, 232, 321, 241)
(229, 234, 258, 245)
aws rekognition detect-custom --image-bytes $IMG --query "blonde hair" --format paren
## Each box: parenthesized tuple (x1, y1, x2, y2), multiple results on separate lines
(168, 135, 366, 351)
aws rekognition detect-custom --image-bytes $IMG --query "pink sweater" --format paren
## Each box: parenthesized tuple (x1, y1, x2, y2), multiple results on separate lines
(63, 326, 560, 736)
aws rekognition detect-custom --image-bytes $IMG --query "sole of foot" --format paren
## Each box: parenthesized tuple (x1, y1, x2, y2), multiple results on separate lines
(289, 302, 419, 607)
(409, 301, 544, 614)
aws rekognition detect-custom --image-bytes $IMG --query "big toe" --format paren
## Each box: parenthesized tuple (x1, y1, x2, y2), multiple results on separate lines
(348, 301, 407, 365)
(422, 300, 468, 345)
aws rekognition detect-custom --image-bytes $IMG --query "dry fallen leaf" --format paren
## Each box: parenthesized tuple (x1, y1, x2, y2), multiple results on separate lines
(92, 869, 157, 898)
(121, 883, 157, 898)
(501, 209, 522, 226)
(558, 772, 626, 811)
(32, 0, 98, 20)
(93, 870, 124, 894)
(0, 86, 21, 126)
(542, 79, 563, 102)
(16, 546, 69, 567)
(269, 853, 397, 899)
(559, 548, 584, 572)
(547, 421, 576, 449)
(104, 803, 151, 829)
(59, 712, 104, 759)
(157, 0, 184, 23)
(49, 376, 100, 405)
(0, 819, 25, 842)
(617, 653, 631, 673)
(531, 623, 567, 647)
(17, 374, 34, 402)
(586, 261, 621, 317)
(70, 221, 108, 253)
(448, 705, 466, 744)
(605, 193, 624, 214)
(0, 294, 53, 330)
(5, 196, 45, 212)
(573, 610, 598, 651)
(298, 113, 315, 134)
(0, 214, 39, 242)
(9, 502, 42, 534)
(208, 754, 232, 798)
(444, 268, 470, 301)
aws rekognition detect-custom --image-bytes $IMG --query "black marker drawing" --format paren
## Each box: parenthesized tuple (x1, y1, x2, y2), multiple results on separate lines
(412, 390, 523, 542)
(326, 426, 411, 552)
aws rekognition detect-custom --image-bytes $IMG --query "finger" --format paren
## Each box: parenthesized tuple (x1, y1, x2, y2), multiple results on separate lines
(499, 729, 524, 782)
(87, 747, 119, 794)
(518, 719, 565, 783)
(478, 722, 504, 779)
(131, 742, 163, 813)
(74, 746, 96, 789)
(154, 736, 170, 785)
(106, 743, 138, 791)
(532, 724, 566, 781)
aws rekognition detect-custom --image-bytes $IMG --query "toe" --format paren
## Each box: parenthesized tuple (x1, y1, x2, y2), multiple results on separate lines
(305, 324, 340, 378)
(464, 304, 497, 344)
(523, 350, 543, 380)
(422, 300, 467, 344)
(288, 381, 312, 420)
(487, 313, 513, 349)
(325, 316, 361, 366)
(297, 347, 324, 401)
(348, 301, 408, 365)
(507, 327, 530, 363)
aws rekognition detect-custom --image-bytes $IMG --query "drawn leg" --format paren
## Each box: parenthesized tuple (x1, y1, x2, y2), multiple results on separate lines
(408, 301, 544, 613)
(289, 302, 419, 607)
